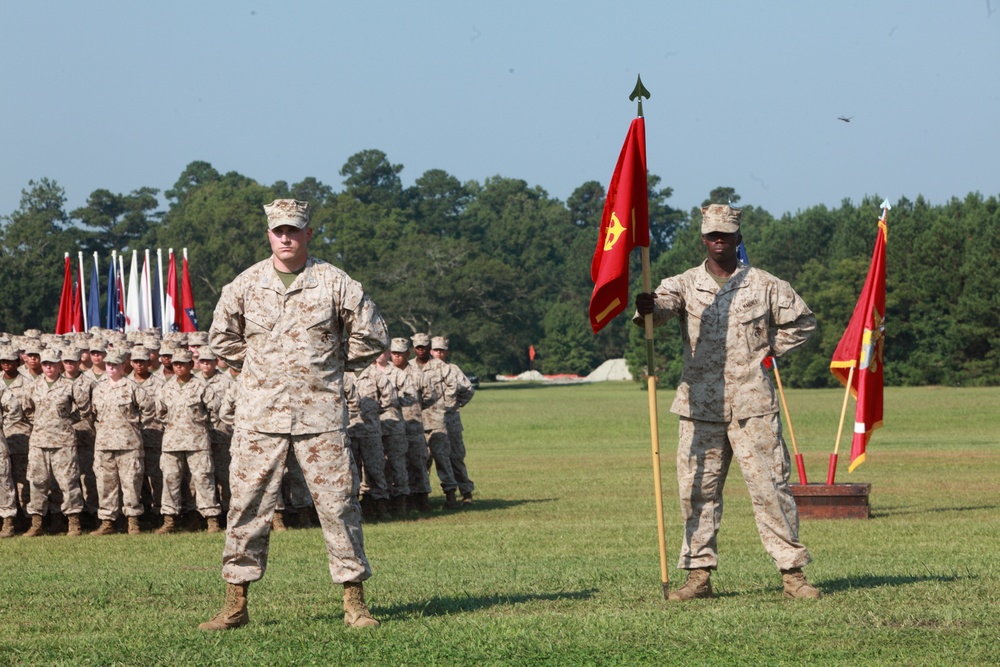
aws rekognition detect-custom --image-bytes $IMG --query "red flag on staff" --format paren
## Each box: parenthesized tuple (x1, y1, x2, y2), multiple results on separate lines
(55, 253, 74, 334)
(180, 248, 198, 332)
(589, 117, 649, 333)
(830, 200, 888, 473)
(71, 257, 84, 333)
(165, 249, 179, 333)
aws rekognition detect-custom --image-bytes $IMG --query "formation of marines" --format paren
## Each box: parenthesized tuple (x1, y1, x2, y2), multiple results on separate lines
(0, 325, 476, 538)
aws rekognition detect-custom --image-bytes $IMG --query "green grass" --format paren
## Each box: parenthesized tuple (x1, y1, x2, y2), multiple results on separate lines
(1, 383, 998, 665)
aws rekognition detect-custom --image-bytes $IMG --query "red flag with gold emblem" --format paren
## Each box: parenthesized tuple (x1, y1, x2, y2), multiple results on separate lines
(589, 117, 648, 333)
(830, 202, 888, 472)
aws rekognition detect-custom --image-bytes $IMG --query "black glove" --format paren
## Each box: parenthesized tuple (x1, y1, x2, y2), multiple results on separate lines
(635, 292, 656, 316)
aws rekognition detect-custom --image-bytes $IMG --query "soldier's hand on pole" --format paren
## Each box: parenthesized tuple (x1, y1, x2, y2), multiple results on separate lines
(636, 292, 655, 316)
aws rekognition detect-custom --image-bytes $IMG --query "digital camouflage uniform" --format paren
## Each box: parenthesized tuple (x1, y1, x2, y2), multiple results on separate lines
(66, 369, 99, 515)
(2, 371, 34, 514)
(156, 374, 222, 519)
(440, 361, 475, 496)
(209, 256, 387, 585)
(413, 356, 458, 493)
(397, 361, 433, 496)
(131, 370, 165, 514)
(351, 364, 392, 501)
(634, 260, 816, 572)
(377, 362, 414, 499)
(201, 367, 234, 512)
(92, 376, 155, 521)
(27, 373, 91, 517)
(0, 387, 25, 520)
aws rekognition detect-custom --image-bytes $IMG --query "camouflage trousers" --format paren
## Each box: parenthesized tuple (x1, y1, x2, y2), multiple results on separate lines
(426, 426, 457, 493)
(0, 439, 16, 518)
(445, 419, 474, 496)
(404, 427, 431, 495)
(7, 434, 29, 513)
(75, 430, 98, 514)
(351, 433, 388, 500)
(141, 430, 163, 514)
(27, 446, 83, 516)
(676, 414, 810, 571)
(161, 450, 220, 517)
(210, 433, 232, 512)
(276, 448, 313, 512)
(94, 449, 145, 520)
(381, 429, 410, 498)
(222, 429, 370, 585)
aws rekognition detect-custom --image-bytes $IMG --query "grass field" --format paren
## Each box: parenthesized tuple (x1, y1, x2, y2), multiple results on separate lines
(1, 383, 998, 666)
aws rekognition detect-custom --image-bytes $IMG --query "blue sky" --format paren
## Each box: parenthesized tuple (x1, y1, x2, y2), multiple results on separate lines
(2, 1, 998, 221)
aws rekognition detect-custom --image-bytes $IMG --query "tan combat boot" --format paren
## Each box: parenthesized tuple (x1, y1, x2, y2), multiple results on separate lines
(23, 514, 44, 537)
(343, 582, 379, 628)
(127, 516, 141, 535)
(91, 519, 116, 536)
(206, 517, 221, 534)
(272, 510, 287, 532)
(0, 516, 16, 538)
(781, 568, 822, 599)
(66, 514, 82, 537)
(155, 515, 177, 535)
(198, 582, 250, 631)
(444, 490, 461, 509)
(667, 568, 714, 601)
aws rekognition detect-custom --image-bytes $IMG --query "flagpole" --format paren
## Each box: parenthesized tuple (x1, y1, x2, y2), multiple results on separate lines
(629, 74, 668, 599)
(829, 365, 855, 485)
(772, 360, 808, 484)
(78, 251, 88, 331)
(157, 248, 165, 329)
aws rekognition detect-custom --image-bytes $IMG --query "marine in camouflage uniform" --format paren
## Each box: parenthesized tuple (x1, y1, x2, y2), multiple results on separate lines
(431, 337, 476, 504)
(411, 333, 461, 508)
(155, 349, 222, 532)
(202, 198, 387, 631)
(90, 349, 155, 535)
(61, 348, 100, 520)
(197, 349, 234, 515)
(374, 350, 415, 515)
(0, 382, 25, 537)
(129, 346, 165, 517)
(634, 204, 820, 600)
(25, 348, 91, 536)
(0, 345, 33, 521)
(389, 338, 433, 512)
(352, 363, 393, 518)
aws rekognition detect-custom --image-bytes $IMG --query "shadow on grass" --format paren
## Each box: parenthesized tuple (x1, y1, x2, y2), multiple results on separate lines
(478, 382, 590, 391)
(371, 497, 558, 523)
(312, 589, 599, 621)
(819, 572, 965, 593)
(871, 504, 998, 518)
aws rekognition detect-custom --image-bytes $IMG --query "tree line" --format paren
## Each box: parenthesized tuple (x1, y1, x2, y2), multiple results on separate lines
(1, 152, 997, 386)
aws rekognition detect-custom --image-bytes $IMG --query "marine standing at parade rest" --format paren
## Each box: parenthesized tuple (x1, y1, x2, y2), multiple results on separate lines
(155, 349, 222, 534)
(634, 203, 821, 600)
(411, 333, 461, 509)
(61, 348, 100, 523)
(0, 373, 26, 537)
(90, 349, 155, 536)
(374, 349, 416, 516)
(0, 345, 34, 522)
(24, 348, 91, 537)
(388, 338, 433, 513)
(430, 337, 476, 505)
(129, 345, 166, 518)
(203, 198, 388, 631)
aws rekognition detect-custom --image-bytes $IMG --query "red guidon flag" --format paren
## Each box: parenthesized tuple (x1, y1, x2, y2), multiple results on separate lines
(589, 117, 648, 333)
(830, 200, 889, 472)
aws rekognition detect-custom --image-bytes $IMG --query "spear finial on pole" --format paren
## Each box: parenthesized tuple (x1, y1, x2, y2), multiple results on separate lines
(630, 74, 651, 117)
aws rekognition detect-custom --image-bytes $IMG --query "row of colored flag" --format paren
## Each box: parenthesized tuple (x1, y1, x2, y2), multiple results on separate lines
(588, 110, 886, 478)
(55, 248, 199, 335)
